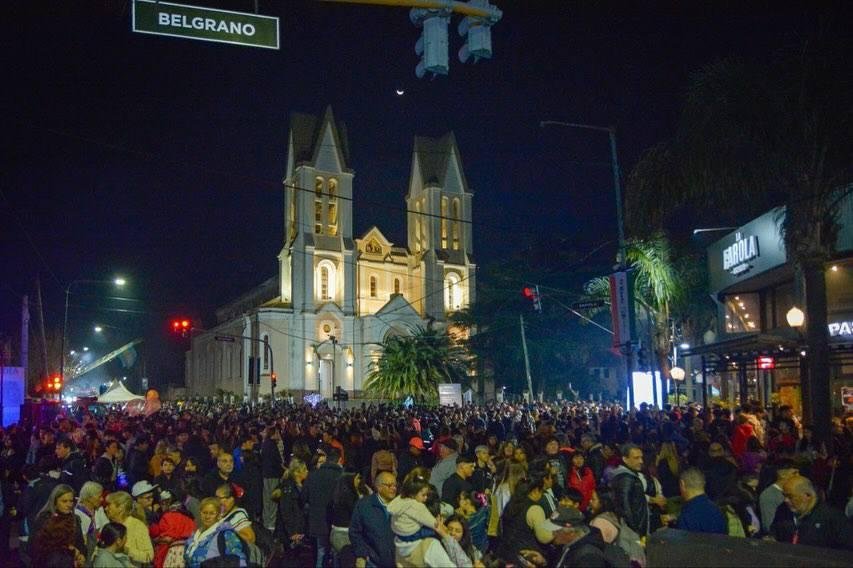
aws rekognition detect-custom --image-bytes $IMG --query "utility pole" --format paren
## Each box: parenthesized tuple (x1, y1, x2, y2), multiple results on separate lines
(21, 295, 29, 395)
(35, 276, 49, 382)
(519, 315, 534, 402)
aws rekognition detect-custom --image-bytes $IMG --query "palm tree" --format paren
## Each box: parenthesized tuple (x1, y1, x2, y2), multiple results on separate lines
(625, 37, 852, 445)
(363, 325, 469, 402)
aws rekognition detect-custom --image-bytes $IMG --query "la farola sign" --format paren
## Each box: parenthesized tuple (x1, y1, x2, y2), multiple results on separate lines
(132, 0, 279, 50)
(723, 231, 760, 275)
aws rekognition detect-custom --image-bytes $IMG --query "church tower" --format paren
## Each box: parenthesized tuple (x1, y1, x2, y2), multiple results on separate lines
(406, 132, 476, 320)
(280, 106, 356, 315)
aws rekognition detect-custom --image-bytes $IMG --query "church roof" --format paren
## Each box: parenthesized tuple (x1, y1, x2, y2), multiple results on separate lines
(412, 131, 469, 190)
(289, 105, 351, 170)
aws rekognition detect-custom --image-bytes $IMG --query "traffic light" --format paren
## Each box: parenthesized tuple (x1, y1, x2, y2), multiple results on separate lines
(47, 374, 62, 393)
(522, 285, 542, 313)
(411, 8, 450, 78)
(271, 372, 277, 391)
(170, 318, 191, 337)
(457, 0, 497, 63)
(637, 348, 650, 371)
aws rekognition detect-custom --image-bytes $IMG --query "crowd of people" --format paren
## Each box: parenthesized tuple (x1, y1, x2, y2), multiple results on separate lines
(0, 397, 850, 567)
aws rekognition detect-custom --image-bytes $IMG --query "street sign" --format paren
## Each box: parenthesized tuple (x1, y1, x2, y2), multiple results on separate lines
(132, 0, 280, 50)
(572, 299, 606, 310)
(214, 335, 236, 342)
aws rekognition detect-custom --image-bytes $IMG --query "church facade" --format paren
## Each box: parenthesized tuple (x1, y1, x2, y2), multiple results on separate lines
(184, 107, 476, 400)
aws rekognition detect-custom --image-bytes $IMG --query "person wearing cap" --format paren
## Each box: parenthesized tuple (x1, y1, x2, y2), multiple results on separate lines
(132, 480, 159, 526)
(442, 454, 476, 509)
(397, 437, 425, 483)
(471, 445, 496, 494)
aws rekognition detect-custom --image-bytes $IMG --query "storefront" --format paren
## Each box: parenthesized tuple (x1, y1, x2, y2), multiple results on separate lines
(684, 198, 853, 417)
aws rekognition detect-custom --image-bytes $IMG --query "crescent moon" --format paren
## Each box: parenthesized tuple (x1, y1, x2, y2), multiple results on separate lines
(395, 89, 405, 96)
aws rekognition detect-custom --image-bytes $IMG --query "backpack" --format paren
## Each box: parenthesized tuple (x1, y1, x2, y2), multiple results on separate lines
(216, 528, 265, 567)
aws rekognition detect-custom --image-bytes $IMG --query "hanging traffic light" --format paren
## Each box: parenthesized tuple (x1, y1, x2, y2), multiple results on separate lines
(271, 372, 277, 390)
(522, 286, 542, 313)
(170, 318, 192, 337)
(411, 8, 450, 78)
(457, 0, 497, 63)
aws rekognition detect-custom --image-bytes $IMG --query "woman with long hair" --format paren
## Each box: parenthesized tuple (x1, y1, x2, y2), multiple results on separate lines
(277, 458, 309, 550)
(489, 462, 527, 535)
(445, 514, 482, 566)
(567, 452, 596, 511)
(655, 441, 681, 498)
(93, 522, 132, 567)
(105, 490, 154, 566)
(30, 484, 86, 568)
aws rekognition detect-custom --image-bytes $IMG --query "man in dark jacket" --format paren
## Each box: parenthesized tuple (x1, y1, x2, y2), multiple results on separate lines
(304, 447, 344, 568)
(349, 470, 396, 568)
(778, 475, 853, 550)
(261, 426, 284, 531)
(700, 442, 737, 501)
(675, 468, 727, 534)
(92, 439, 120, 491)
(610, 443, 650, 536)
(124, 435, 150, 488)
(396, 437, 424, 483)
(55, 438, 88, 492)
(581, 434, 606, 484)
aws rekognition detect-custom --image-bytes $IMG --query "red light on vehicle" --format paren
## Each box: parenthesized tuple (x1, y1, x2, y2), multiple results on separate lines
(757, 356, 775, 370)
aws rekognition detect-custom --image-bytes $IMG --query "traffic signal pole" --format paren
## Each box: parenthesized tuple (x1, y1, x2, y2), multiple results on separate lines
(519, 315, 534, 402)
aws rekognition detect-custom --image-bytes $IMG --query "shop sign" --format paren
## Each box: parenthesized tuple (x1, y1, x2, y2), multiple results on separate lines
(723, 232, 760, 275)
(828, 319, 853, 338)
(756, 356, 775, 370)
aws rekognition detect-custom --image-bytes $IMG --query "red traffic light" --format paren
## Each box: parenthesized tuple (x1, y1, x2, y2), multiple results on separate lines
(181, 320, 190, 329)
(522, 287, 535, 299)
(171, 319, 192, 333)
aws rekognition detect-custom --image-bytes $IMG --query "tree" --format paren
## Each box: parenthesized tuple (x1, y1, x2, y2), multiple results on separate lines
(363, 325, 469, 402)
(625, 36, 853, 445)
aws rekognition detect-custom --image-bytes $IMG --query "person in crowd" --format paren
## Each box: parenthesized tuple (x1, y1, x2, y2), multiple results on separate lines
(30, 483, 86, 568)
(216, 482, 256, 545)
(370, 449, 398, 486)
(675, 468, 727, 534)
(350, 470, 397, 568)
(759, 459, 799, 533)
(470, 445, 496, 495)
(701, 442, 738, 501)
(330, 472, 370, 566)
(388, 479, 453, 567)
(488, 461, 526, 538)
(304, 446, 344, 568)
(445, 514, 483, 566)
(655, 441, 681, 499)
(125, 436, 151, 489)
(153, 456, 182, 501)
(149, 489, 196, 568)
(777, 475, 853, 550)
(184, 496, 247, 567)
(277, 457, 309, 550)
(455, 491, 489, 554)
(398, 437, 425, 483)
(610, 443, 651, 537)
(93, 521, 133, 568)
(442, 453, 476, 508)
(567, 451, 596, 511)
(131, 480, 159, 525)
(739, 436, 767, 476)
(105, 490, 154, 566)
(543, 437, 568, 488)
(429, 439, 459, 496)
(75, 480, 104, 562)
(262, 426, 284, 532)
(201, 452, 239, 498)
(54, 437, 88, 493)
(580, 434, 606, 484)
(148, 440, 170, 479)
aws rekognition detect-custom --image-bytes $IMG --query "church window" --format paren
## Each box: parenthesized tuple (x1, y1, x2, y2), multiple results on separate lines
(444, 272, 463, 312)
(394, 278, 401, 295)
(315, 199, 323, 234)
(452, 199, 461, 250)
(370, 276, 377, 298)
(414, 202, 421, 252)
(262, 334, 269, 370)
(441, 197, 448, 249)
(315, 176, 324, 196)
(327, 178, 338, 236)
(316, 260, 337, 302)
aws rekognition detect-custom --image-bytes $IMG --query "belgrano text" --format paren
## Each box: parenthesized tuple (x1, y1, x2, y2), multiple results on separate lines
(158, 13, 256, 36)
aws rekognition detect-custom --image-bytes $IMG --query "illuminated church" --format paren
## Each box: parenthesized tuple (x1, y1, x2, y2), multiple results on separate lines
(185, 107, 476, 399)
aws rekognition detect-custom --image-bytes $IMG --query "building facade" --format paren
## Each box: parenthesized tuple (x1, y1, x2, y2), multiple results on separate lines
(184, 107, 476, 399)
(684, 192, 853, 415)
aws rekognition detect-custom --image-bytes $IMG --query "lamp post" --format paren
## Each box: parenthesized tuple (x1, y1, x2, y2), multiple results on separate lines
(540, 120, 635, 407)
(670, 365, 686, 406)
(61, 277, 126, 387)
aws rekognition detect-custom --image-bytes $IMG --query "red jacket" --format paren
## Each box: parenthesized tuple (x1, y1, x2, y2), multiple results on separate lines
(149, 509, 196, 568)
(567, 465, 596, 511)
(731, 423, 755, 458)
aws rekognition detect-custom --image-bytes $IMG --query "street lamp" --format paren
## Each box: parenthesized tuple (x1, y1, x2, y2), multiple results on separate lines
(786, 306, 805, 328)
(94, 326, 103, 333)
(671, 366, 686, 405)
(692, 227, 737, 235)
(61, 277, 127, 384)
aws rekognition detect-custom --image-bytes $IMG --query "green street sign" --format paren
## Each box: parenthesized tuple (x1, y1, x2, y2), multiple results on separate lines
(132, 0, 279, 50)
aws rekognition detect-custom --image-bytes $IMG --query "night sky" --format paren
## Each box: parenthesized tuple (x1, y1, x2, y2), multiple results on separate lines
(1, 1, 837, 386)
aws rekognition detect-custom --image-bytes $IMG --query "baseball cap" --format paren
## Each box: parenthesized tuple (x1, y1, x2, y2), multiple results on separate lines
(131, 480, 158, 497)
(409, 437, 425, 450)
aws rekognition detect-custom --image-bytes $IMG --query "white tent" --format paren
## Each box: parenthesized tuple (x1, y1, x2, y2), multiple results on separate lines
(97, 382, 144, 403)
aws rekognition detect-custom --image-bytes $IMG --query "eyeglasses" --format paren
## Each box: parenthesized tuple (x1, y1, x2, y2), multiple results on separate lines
(379, 482, 398, 488)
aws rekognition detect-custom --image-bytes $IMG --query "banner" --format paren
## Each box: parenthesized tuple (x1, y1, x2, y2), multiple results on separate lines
(438, 383, 463, 407)
(609, 270, 636, 349)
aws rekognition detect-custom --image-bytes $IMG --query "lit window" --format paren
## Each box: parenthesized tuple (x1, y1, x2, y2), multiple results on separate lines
(315, 176, 324, 196)
(327, 179, 338, 236)
(370, 276, 377, 298)
(441, 197, 448, 249)
(394, 278, 401, 295)
(316, 260, 337, 302)
(444, 273, 462, 311)
(315, 199, 323, 234)
(320, 267, 329, 300)
(451, 199, 460, 250)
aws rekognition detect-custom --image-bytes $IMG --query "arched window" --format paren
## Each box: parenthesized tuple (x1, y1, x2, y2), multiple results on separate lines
(394, 278, 401, 295)
(314, 177, 324, 234)
(414, 202, 421, 252)
(327, 178, 338, 236)
(441, 197, 448, 249)
(369, 275, 377, 298)
(444, 273, 462, 312)
(262, 334, 269, 370)
(316, 260, 337, 302)
(451, 199, 461, 250)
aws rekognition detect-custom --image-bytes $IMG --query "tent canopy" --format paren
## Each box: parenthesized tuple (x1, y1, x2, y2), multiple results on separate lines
(97, 382, 144, 403)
